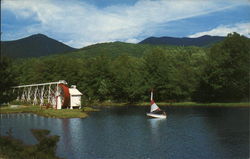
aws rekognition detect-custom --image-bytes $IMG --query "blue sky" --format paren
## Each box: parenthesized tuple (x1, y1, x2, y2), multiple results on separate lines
(1, 0, 250, 48)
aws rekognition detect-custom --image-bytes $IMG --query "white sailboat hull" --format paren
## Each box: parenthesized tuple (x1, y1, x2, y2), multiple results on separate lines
(146, 113, 167, 119)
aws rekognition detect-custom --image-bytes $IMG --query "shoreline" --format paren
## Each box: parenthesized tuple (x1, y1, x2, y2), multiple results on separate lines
(1, 102, 248, 118)
(91, 102, 250, 107)
(0, 105, 99, 119)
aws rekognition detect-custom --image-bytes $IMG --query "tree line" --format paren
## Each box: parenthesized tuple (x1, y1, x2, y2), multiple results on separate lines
(1, 33, 249, 104)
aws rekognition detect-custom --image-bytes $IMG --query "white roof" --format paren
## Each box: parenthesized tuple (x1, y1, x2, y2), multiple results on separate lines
(69, 88, 83, 96)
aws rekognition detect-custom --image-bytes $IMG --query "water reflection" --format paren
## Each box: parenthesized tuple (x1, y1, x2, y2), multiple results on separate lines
(0, 107, 249, 159)
(58, 119, 75, 158)
(198, 107, 250, 158)
(148, 118, 166, 142)
(61, 119, 71, 145)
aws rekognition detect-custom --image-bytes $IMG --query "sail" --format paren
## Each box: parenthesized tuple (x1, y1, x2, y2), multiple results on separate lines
(150, 91, 160, 112)
(150, 100, 160, 112)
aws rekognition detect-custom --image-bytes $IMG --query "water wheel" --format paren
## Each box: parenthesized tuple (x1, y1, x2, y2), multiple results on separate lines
(57, 83, 70, 108)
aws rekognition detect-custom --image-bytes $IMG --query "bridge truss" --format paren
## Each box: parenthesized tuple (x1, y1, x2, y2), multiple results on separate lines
(12, 80, 68, 109)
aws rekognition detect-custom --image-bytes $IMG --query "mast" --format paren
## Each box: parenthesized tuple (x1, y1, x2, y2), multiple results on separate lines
(150, 89, 161, 112)
(150, 90, 153, 101)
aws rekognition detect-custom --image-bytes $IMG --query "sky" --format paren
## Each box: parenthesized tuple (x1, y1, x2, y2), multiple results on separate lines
(1, 0, 250, 48)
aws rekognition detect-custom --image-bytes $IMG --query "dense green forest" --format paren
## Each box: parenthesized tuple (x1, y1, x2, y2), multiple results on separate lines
(1, 33, 249, 104)
(0, 57, 17, 104)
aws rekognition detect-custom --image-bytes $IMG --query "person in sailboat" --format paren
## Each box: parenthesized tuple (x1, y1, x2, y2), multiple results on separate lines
(151, 108, 166, 115)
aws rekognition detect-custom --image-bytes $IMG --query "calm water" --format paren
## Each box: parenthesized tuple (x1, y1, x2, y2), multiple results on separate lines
(0, 106, 249, 159)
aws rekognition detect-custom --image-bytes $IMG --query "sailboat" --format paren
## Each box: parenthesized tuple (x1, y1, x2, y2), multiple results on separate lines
(146, 91, 167, 119)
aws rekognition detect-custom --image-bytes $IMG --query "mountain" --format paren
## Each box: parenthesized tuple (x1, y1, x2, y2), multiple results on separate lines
(139, 35, 225, 47)
(1, 34, 76, 58)
(63, 41, 155, 58)
(1, 34, 225, 59)
(60, 41, 206, 59)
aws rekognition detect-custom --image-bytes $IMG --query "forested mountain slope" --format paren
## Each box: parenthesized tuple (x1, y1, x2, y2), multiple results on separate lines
(62, 41, 203, 58)
(64, 42, 155, 58)
(1, 34, 76, 58)
(2, 33, 249, 103)
(1, 34, 223, 59)
(139, 35, 225, 47)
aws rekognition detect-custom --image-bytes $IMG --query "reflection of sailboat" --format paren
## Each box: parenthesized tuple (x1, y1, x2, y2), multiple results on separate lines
(148, 118, 166, 143)
(148, 118, 165, 129)
(146, 91, 167, 119)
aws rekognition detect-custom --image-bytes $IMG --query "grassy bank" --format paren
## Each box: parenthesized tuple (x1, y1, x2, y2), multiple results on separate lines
(0, 105, 99, 118)
(91, 101, 249, 107)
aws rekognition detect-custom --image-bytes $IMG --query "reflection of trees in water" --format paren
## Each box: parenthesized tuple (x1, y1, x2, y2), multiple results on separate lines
(60, 119, 74, 157)
(195, 107, 249, 158)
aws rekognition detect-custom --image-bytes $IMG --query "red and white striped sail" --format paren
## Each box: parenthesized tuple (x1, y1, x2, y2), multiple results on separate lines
(150, 91, 161, 112)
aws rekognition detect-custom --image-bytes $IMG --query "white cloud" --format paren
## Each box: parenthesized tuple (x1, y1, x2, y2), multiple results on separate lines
(189, 23, 250, 38)
(2, 0, 249, 48)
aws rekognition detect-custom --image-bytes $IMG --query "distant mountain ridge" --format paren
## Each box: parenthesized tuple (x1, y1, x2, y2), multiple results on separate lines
(1, 34, 226, 59)
(1, 34, 76, 58)
(66, 41, 153, 58)
(139, 35, 225, 47)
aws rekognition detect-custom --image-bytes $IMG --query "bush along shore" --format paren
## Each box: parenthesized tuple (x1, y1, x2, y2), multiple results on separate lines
(0, 129, 62, 159)
(0, 104, 99, 118)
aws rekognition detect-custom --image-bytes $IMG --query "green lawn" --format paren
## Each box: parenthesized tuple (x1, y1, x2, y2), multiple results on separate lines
(0, 105, 99, 118)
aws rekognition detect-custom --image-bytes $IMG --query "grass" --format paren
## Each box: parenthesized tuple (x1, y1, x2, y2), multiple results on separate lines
(91, 101, 129, 107)
(0, 105, 100, 118)
(82, 106, 100, 112)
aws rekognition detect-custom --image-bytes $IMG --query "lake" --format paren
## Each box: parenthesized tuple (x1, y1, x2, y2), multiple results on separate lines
(0, 106, 249, 159)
